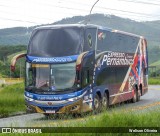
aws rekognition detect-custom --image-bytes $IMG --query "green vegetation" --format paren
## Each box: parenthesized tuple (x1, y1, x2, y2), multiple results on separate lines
(0, 45, 26, 60)
(0, 45, 26, 78)
(149, 59, 160, 78)
(37, 108, 160, 128)
(148, 77, 160, 85)
(149, 59, 160, 72)
(0, 110, 159, 136)
(77, 109, 159, 128)
(150, 60, 160, 66)
(148, 45, 160, 64)
(0, 83, 25, 117)
(0, 27, 32, 45)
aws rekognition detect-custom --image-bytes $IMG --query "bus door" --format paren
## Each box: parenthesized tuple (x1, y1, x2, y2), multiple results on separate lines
(81, 28, 97, 88)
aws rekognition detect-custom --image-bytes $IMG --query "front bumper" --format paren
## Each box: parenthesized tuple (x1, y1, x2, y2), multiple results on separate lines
(25, 98, 92, 114)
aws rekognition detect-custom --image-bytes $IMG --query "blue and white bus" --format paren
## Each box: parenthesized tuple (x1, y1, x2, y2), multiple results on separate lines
(11, 24, 148, 114)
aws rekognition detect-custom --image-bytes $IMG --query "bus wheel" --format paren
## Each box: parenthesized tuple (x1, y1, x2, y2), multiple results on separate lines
(132, 87, 138, 103)
(93, 93, 102, 113)
(137, 89, 141, 102)
(102, 93, 109, 110)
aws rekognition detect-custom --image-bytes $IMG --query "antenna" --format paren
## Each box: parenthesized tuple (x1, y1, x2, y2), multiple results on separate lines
(85, 0, 100, 25)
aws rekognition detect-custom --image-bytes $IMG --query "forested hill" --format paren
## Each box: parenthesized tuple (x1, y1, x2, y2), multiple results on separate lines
(0, 14, 160, 47)
(0, 27, 33, 46)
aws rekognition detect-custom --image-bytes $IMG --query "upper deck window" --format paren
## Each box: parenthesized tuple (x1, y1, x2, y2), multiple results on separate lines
(28, 27, 84, 57)
(97, 29, 140, 54)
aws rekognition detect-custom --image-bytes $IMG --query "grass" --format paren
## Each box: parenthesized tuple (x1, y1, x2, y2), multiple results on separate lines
(0, 109, 159, 136)
(38, 107, 160, 128)
(0, 83, 25, 117)
(76, 109, 160, 127)
(148, 77, 160, 85)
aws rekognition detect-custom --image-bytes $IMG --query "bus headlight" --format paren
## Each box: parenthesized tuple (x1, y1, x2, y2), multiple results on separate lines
(70, 105, 80, 111)
(25, 96, 34, 102)
(68, 97, 78, 102)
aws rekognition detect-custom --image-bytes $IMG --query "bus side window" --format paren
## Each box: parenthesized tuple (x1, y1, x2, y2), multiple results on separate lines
(26, 62, 34, 86)
(28, 68, 32, 84)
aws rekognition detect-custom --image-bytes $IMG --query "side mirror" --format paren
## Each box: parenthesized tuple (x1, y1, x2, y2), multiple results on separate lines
(11, 53, 26, 72)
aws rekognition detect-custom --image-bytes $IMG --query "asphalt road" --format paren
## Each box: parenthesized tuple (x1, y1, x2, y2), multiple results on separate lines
(0, 85, 159, 127)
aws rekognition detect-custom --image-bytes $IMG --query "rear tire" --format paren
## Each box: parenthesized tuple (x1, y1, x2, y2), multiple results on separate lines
(132, 86, 139, 103)
(132, 90, 137, 103)
(93, 93, 102, 113)
(102, 93, 109, 110)
(137, 89, 141, 102)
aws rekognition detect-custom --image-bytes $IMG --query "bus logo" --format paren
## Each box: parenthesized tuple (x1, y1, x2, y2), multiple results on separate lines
(101, 51, 134, 66)
(47, 102, 53, 106)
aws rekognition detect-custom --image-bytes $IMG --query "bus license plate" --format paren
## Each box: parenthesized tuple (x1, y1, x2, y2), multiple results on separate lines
(46, 110, 55, 113)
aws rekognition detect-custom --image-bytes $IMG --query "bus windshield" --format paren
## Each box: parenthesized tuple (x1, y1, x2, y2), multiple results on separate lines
(50, 63, 76, 90)
(28, 27, 83, 57)
(26, 62, 76, 92)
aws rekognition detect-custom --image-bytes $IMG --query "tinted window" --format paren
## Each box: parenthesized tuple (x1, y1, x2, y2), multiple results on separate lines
(96, 67, 128, 86)
(97, 29, 139, 54)
(28, 27, 84, 57)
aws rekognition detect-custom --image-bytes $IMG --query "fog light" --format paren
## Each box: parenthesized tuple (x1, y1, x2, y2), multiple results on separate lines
(71, 105, 79, 111)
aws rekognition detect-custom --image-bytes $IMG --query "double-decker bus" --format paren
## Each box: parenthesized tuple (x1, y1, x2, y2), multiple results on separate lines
(11, 24, 148, 114)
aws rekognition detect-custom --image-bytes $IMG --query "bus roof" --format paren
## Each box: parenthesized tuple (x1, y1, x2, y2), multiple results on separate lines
(34, 24, 99, 30)
(34, 24, 144, 39)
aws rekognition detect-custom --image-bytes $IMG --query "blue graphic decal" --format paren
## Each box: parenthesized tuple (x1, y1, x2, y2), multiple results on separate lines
(26, 55, 78, 64)
(25, 89, 84, 101)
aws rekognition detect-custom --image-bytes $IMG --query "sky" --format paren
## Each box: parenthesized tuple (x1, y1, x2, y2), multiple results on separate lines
(0, 0, 160, 29)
